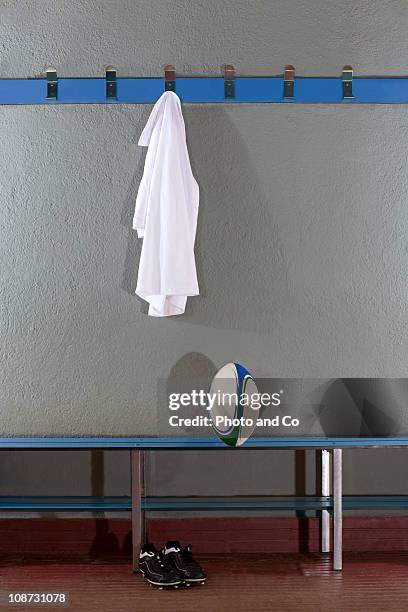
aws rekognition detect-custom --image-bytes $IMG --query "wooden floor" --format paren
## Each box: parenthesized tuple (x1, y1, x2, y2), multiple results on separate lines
(0, 553, 407, 611)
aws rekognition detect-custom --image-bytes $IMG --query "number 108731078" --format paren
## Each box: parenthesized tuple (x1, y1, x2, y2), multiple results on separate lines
(5, 592, 68, 606)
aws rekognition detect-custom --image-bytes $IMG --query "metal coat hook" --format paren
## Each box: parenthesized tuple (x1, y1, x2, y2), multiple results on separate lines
(46, 67, 57, 100)
(223, 64, 235, 99)
(342, 65, 354, 99)
(283, 65, 295, 99)
(105, 66, 117, 100)
(164, 65, 175, 92)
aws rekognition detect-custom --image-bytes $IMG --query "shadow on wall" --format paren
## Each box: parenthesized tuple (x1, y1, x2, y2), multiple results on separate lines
(295, 449, 310, 553)
(89, 450, 121, 559)
(251, 378, 407, 437)
(185, 105, 285, 332)
(146, 352, 218, 497)
(166, 351, 218, 382)
(311, 378, 405, 437)
(120, 104, 285, 331)
(120, 105, 151, 314)
(154, 351, 218, 436)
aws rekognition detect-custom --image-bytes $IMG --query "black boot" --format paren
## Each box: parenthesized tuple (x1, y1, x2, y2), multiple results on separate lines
(139, 543, 182, 588)
(162, 541, 207, 585)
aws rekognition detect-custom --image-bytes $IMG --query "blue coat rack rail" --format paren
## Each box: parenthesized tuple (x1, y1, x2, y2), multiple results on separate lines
(3, 65, 408, 104)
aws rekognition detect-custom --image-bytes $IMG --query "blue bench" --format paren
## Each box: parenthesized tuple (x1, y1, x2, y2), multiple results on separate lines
(1, 436, 408, 571)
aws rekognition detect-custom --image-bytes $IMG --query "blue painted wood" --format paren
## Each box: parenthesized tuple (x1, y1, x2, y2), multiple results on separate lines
(1, 76, 408, 104)
(0, 496, 132, 510)
(144, 495, 408, 510)
(0, 436, 407, 448)
(2, 495, 408, 511)
(0, 495, 331, 511)
(144, 496, 333, 511)
(344, 496, 408, 509)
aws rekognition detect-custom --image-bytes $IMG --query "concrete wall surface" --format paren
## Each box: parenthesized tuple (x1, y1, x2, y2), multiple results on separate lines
(0, 0, 407, 507)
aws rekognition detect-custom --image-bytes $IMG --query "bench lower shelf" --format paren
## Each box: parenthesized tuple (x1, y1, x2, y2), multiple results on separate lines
(0, 495, 407, 511)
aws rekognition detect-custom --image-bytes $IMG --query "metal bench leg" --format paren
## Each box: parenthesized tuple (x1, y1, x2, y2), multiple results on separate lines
(131, 449, 144, 572)
(321, 449, 330, 553)
(333, 448, 343, 570)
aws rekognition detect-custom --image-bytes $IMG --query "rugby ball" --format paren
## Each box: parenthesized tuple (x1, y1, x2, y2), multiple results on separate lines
(208, 363, 258, 447)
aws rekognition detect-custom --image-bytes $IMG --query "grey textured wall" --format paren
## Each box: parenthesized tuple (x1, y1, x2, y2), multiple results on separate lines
(0, 0, 408, 506)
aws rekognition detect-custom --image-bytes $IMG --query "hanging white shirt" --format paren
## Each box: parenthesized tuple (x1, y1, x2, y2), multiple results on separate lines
(133, 91, 199, 317)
